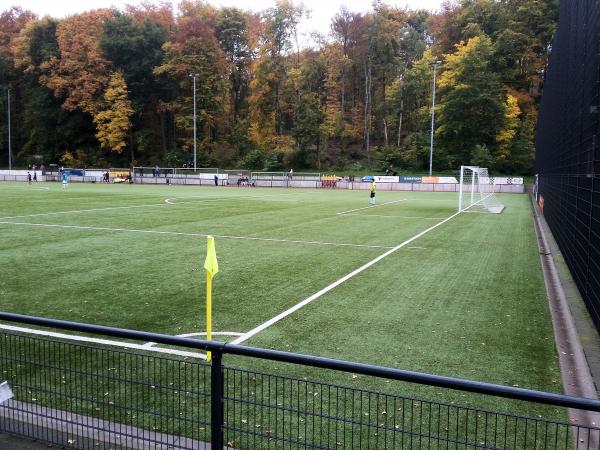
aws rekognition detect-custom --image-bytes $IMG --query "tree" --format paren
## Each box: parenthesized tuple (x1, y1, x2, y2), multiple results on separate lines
(216, 7, 252, 124)
(0, 6, 36, 58)
(93, 71, 134, 153)
(40, 10, 114, 115)
(494, 93, 520, 165)
(247, 0, 304, 146)
(393, 49, 436, 169)
(0, 7, 37, 165)
(437, 36, 505, 169)
(331, 7, 361, 126)
(11, 16, 98, 164)
(153, 1, 227, 156)
(0, 1, 559, 172)
(101, 12, 169, 160)
(293, 54, 326, 167)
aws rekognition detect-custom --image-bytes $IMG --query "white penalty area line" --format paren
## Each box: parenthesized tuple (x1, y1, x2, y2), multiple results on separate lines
(336, 199, 407, 215)
(230, 209, 463, 345)
(0, 324, 207, 360)
(0, 221, 393, 249)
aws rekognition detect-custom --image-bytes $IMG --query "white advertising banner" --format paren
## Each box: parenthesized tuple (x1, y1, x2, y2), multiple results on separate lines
(374, 176, 400, 183)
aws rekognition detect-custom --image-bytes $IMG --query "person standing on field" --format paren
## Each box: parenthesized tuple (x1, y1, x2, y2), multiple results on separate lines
(62, 171, 69, 189)
(369, 180, 376, 205)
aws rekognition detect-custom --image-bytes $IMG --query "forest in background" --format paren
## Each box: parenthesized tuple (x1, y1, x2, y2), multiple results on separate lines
(0, 0, 559, 174)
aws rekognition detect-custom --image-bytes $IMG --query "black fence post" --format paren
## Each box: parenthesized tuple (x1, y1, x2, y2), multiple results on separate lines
(211, 351, 224, 449)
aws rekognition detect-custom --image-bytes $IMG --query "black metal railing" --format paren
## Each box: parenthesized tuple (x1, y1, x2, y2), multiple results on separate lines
(1, 312, 599, 449)
(535, 0, 600, 333)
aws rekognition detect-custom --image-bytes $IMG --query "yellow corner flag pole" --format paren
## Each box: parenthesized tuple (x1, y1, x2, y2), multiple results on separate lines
(204, 236, 218, 362)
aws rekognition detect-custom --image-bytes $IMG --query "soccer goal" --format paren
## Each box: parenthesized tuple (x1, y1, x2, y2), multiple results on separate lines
(458, 166, 505, 213)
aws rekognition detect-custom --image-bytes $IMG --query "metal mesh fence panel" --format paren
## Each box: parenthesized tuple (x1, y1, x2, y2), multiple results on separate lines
(535, 0, 600, 333)
(1, 326, 600, 449)
(221, 366, 597, 449)
(0, 332, 211, 449)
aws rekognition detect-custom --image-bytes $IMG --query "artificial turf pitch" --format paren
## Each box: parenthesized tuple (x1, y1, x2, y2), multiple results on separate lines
(0, 181, 561, 415)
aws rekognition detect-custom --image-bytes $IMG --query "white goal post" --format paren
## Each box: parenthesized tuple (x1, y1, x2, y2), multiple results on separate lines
(458, 166, 505, 214)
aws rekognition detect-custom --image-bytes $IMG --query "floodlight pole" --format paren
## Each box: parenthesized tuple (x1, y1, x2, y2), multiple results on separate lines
(189, 74, 198, 171)
(429, 61, 442, 177)
(6, 87, 11, 171)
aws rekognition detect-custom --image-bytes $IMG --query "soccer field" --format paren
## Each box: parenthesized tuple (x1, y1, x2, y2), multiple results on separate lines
(0, 182, 561, 410)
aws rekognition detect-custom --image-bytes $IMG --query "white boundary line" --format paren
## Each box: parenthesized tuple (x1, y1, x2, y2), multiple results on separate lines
(0, 197, 251, 221)
(230, 209, 462, 345)
(0, 221, 394, 249)
(338, 213, 446, 219)
(336, 199, 407, 215)
(0, 324, 207, 360)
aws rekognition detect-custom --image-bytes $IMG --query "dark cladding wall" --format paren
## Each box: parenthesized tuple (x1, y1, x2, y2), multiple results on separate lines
(535, 0, 600, 332)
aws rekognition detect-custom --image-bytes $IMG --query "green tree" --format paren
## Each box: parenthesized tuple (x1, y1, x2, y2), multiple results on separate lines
(12, 16, 98, 164)
(437, 36, 505, 169)
(216, 7, 252, 124)
(101, 12, 169, 160)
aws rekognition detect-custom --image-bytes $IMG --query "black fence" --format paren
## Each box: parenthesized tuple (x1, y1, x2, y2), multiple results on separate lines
(0, 312, 599, 449)
(535, 0, 600, 333)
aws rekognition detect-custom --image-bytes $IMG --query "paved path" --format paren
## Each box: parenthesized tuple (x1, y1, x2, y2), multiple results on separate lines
(0, 432, 60, 449)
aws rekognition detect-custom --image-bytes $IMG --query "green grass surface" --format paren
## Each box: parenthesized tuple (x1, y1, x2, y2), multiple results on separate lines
(0, 181, 561, 416)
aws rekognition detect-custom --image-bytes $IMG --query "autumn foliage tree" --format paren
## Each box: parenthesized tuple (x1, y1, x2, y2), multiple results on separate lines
(40, 10, 114, 115)
(94, 71, 134, 153)
(0, 0, 559, 174)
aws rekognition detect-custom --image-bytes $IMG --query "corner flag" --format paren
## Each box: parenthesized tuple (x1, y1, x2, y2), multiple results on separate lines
(204, 236, 218, 362)
(204, 236, 219, 276)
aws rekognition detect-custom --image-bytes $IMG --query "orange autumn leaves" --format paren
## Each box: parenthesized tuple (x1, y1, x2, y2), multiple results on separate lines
(33, 10, 132, 153)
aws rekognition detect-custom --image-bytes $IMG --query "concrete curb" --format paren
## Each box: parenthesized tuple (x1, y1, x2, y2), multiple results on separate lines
(530, 195, 600, 448)
(1, 400, 216, 449)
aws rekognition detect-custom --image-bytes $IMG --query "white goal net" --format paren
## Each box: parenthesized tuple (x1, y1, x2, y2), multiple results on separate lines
(458, 166, 505, 214)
